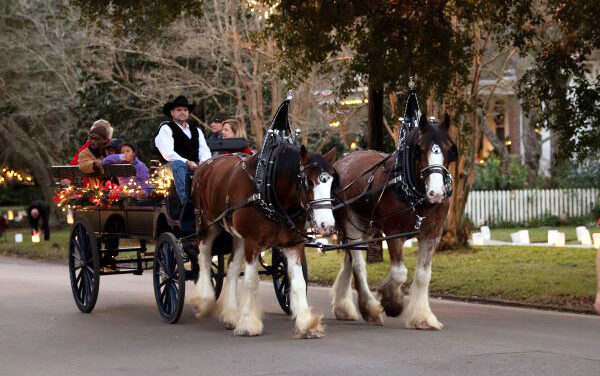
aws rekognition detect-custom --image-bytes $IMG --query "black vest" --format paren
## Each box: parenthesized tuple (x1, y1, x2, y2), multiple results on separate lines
(156, 121, 200, 163)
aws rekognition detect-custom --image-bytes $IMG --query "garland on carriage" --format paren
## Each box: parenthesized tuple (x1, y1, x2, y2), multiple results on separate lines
(53, 167, 172, 209)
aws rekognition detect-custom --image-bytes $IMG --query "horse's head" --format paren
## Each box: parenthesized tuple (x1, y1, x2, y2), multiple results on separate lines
(299, 146, 339, 235)
(412, 114, 458, 204)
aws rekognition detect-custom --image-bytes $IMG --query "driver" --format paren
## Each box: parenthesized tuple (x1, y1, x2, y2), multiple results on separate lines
(154, 96, 211, 210)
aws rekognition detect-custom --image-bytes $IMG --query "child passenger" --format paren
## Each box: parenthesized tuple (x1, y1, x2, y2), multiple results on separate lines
(102, 143, 151, 193)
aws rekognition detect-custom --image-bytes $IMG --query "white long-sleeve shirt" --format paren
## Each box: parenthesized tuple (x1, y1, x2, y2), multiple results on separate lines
(155, 121, 211, 163)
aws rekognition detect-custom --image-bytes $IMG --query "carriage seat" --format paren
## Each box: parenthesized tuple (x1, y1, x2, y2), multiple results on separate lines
(51, 164, 136, 181)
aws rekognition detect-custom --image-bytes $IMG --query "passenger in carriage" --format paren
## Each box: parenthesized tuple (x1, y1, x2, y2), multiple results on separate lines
(69, 119, 114, 166)
(154, 95, 211, 208)
(102, 142, 151, 194)
(104, 138, 123, 156)
(77, 122, 112, 187)
(221, 118, 253, 156)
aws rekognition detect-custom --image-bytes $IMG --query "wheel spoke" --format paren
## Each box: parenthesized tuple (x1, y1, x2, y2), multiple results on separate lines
(83, 270, 93, 305)
(168, 284, 178, 314)
(160, 284, 168, 305)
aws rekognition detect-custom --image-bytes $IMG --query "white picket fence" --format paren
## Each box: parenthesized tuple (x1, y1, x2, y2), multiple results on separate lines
(465, 188, 600, 226)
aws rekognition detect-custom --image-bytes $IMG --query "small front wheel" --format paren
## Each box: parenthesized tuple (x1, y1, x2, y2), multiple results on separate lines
(153, 232, 186, 324)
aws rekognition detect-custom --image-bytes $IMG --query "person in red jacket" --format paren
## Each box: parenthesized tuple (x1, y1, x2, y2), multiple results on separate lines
(222, 118, 253, 155)
(69, 120, 114, 166)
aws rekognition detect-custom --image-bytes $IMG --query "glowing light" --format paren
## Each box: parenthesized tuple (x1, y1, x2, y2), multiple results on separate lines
(7, 210, 14, 221)
(0, 166, 34, 187)
(66, 210, 74, 225)
(504, 139, 512, 146)
(350, 142, 358, 149)
(340, 99, 367, 106)
(32, 231, 40, 243)
(329, 121, 340, 128)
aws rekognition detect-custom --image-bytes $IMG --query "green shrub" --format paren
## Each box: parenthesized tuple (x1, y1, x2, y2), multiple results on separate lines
(473, 155, 528, 190)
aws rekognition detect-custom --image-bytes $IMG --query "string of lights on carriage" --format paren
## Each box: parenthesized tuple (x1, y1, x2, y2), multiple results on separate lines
(54, 164, 173, 222)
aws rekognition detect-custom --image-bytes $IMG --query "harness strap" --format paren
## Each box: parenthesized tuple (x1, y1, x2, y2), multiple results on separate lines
(339, 152, 394, 193)
(204, 194, 260, 228)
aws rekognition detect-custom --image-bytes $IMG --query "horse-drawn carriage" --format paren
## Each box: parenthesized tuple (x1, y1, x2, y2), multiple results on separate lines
(53, 83, 457, 336)
(51, 137, 300, 324)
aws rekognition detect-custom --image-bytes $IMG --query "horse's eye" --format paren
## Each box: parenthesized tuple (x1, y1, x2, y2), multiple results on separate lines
(318, 173, 330, 184)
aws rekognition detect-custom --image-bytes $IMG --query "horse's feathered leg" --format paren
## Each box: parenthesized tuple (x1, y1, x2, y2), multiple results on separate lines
(340, 214, 384, 325)
(402, 231, 443, 330)
(284, 244, 325, 339)
(215, 235, 244, 329)
(350, 248, 384, 325)
(331, 251, 359, 321)
(377, 238, 407, 317)
(234, 243, 263, 336)
(190, 226, 220, 319)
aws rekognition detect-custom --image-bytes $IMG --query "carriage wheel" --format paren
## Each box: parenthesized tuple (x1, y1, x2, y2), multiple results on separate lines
(68, 219, 100, 313)
(153, 233, 186, 324)
(271, 247, 308, 315)
(212, 254, 225, 300)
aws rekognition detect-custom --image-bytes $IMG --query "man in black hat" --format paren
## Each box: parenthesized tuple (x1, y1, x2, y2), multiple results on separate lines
(155, 95, 211, 209)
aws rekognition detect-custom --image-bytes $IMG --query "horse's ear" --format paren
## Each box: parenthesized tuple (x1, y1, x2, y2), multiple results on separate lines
(448, 143, 459, 162)
(441, 113, 451, 131)
(419, 114, 430, 133)
(323, 147, 337, 164)
(300, 145, 309, 164)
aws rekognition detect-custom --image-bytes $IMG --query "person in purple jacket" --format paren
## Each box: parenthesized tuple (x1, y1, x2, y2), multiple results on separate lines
(102, 143, 151, 194)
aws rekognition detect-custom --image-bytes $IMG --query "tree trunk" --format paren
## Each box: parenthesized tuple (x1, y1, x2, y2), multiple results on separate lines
(368, 84, 384, 151)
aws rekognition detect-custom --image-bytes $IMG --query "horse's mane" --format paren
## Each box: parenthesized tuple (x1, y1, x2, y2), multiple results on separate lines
(273, 143, 302, 183)
(407, 121, 452, 149)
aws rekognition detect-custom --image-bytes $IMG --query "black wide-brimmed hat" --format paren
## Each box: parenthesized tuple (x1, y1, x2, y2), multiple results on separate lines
(162, 95, 195, 117)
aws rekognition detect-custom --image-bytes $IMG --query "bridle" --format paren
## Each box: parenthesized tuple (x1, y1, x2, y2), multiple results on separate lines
(417, 144, 454, 199)
(298, 162, 336, 231)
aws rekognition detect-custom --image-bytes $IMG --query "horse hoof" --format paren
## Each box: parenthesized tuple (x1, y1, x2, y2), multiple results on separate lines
(378, 283, 405, 317)
(359, 300, 385, 325)
(333, 302, 360, 321)
(233, 317, 263, 337)
(295, 317, 326, 339)
(404, 313, 444, 330)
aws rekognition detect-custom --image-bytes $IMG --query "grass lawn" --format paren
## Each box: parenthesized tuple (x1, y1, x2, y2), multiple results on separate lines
(306, 245, 598, 312)
(0, 228, 70, 260)
(490, 226, 600, 243)
(0, 228, 146, 260)
(2, 228, 597, 312)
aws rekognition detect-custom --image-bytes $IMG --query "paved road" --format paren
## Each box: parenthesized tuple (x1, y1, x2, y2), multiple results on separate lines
(1, 256, 599, 376)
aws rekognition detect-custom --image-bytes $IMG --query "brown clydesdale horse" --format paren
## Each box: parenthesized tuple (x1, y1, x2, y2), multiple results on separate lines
(332, 114, 457, 329)
(191, 144, 337, 338)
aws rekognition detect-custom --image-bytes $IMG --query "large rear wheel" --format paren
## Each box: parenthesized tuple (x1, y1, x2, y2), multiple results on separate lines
(68, 219, 100, 313)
